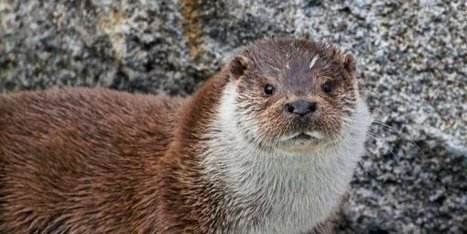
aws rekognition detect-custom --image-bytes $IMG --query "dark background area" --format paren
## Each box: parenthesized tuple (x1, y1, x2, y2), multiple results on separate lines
(0, 1, 465, 233)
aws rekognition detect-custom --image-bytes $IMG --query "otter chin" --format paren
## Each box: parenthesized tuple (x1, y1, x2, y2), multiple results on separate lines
(0, 37, 371, 234)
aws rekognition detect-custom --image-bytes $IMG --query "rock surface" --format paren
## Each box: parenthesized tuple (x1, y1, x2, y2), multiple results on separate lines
(1, 0, 466, 233)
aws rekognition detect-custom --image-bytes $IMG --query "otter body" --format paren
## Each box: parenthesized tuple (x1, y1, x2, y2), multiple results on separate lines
(0, 38, 371, 233)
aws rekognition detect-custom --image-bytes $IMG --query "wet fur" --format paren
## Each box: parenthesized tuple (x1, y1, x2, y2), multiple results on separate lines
(0, 88, 186, 233)
(0, 38, 370, 233)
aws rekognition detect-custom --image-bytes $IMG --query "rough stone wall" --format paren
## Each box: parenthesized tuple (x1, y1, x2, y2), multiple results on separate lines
(1, 0, 466, 233)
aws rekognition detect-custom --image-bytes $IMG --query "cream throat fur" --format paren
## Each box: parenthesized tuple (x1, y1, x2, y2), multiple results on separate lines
(201, 83, 371, 233)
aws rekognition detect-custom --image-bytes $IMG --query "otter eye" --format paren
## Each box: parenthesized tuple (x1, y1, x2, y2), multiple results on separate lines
(322, 82, 333, 93)
(264, 84, 275, 95)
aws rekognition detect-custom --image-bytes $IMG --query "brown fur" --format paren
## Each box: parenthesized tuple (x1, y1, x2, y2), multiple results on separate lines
(0, 88, 187, 233)
(0, 37, 360, 233)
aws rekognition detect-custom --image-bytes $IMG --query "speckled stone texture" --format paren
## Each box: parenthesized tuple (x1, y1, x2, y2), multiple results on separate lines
(1, 0, 465, 233)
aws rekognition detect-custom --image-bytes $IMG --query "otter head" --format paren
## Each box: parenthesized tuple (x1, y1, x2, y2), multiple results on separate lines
(223, 38, 366, 154)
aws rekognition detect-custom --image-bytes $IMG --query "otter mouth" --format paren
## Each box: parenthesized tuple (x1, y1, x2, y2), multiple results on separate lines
(281, 131, 324, 143)
(290, 133, 314, 141)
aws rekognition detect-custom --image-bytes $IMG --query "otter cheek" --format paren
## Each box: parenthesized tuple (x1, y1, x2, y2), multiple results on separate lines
(263, 106, 290, 142)
(320, 108, 343, 139)
(236, 110, 264, 143)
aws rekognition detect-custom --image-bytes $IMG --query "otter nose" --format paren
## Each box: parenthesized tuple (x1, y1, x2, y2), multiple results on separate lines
(284, 100, 317, 117)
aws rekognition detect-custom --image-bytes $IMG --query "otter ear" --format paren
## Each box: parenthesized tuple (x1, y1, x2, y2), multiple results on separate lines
(342, 53, 356, 75)
(229, 56, 249, 79)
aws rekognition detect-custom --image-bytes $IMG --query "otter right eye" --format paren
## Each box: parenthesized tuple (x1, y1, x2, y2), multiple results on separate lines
(322, 82, 333, 93)
(264, 84, 275, 95)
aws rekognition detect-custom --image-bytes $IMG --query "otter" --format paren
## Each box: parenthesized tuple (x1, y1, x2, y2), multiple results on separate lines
(0, 38, 371, 233)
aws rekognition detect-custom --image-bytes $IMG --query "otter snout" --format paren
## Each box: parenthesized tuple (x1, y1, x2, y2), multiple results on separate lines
(283, 100, 317, 117)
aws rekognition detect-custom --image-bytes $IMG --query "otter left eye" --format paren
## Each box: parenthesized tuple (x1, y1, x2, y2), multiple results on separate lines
(322, 83, 333, 93)
(264, 84, 275, 95)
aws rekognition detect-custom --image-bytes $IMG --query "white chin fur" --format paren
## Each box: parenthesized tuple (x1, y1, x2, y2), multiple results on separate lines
(202, 83, 372, 233)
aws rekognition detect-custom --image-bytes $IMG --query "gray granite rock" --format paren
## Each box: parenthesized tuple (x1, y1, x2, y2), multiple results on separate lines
(1, 0, 466, 233)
